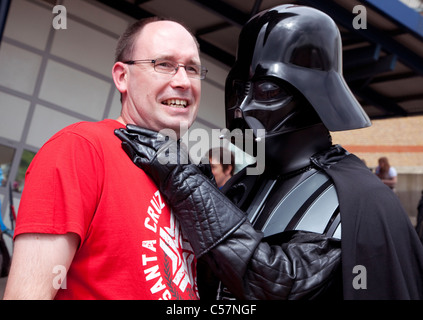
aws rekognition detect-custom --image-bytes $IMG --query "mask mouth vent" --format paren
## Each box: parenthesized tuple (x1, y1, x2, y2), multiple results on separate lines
(234, 108, 243, 119)
(244, 82, 251, 95)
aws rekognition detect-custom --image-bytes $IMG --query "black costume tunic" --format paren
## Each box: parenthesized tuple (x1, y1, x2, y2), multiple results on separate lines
(320, 150, 423, 299)
(215, 145, 423, 299)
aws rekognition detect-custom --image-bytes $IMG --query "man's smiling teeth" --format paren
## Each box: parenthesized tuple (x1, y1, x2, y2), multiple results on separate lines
(163, 99, 188, 108)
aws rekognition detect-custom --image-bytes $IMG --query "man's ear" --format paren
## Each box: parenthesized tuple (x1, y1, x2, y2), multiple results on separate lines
(112, 62, 128, 94)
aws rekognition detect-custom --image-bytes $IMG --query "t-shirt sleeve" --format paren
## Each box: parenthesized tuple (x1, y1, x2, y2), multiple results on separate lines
(390, 167, 397, 177)
(14, 131, 103, 244)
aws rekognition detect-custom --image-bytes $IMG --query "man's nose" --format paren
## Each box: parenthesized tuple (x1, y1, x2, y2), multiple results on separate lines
(171, 66, 191, 88)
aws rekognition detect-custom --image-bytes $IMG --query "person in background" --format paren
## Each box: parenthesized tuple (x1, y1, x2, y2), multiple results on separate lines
(208, 147, 235, 189)
(375, 156, 398, 191)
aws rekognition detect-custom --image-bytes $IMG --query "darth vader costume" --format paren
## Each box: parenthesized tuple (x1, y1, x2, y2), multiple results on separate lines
(115, 5, 423, 299)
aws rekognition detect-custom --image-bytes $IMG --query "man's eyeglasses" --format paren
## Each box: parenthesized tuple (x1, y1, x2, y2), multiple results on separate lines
(123, 59, 208, 80)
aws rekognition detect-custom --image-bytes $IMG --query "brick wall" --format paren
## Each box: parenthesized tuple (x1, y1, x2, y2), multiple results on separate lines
(331, 115, 423, 169)
(396, 173, 423, 226)
(331, 115, 423, 225)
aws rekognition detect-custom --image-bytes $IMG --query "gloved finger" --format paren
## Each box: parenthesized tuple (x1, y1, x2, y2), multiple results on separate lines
(114, 127, 156, 149)
(114, 128, 133, 143)
(115, 128, 157, 157)
(124, 141, 154, 163)
(114, 128, 151, 145)
(124, 125, 172, 151)
(125, 124, 162, 140)
(126, 124, 177, 143)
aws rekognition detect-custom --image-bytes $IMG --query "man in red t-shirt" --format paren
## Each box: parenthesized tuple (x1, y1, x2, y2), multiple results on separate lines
(4, 17, 204, 300)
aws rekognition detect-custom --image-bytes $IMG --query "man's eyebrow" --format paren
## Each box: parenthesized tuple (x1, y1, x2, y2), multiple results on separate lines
(156, 55, 201, 65)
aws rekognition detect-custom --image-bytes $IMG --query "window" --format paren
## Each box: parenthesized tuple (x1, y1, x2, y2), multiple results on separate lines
(0, 144, 16, 188)
(14, 149, 36, 192)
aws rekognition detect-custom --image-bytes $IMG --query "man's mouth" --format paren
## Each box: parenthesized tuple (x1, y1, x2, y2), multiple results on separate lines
(162, 99, 188, 108)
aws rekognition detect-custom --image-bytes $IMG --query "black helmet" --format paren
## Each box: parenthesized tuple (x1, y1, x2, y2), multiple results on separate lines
(225, 4, 371, 133)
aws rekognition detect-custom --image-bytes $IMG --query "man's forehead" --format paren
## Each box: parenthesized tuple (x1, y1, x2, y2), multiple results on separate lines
(133, 21, 199, 59)
(136, 21, 195, 47)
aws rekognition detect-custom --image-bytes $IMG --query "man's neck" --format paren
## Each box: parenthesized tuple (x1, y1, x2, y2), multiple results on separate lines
(115, 116, 126, 126)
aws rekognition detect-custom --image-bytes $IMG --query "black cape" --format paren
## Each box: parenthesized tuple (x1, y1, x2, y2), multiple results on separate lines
(317, 150, 423, 299)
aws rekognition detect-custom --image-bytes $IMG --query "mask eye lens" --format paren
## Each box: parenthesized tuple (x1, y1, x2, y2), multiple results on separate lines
(253, 80, 289, 102)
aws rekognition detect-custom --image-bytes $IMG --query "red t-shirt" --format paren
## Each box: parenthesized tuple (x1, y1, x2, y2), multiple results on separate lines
(15, 120, 198, 300)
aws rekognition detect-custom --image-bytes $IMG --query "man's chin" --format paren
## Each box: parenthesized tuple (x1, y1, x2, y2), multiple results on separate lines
(157, 121, 191, 139)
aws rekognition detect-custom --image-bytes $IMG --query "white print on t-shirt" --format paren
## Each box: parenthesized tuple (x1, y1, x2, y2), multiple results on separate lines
(141, 190, 198, 300)
(144, 190, 166, 233)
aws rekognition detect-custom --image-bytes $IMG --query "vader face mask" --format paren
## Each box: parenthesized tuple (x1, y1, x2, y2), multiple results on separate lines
(225, 5, 370, 139)
(226, 74, 321, 140)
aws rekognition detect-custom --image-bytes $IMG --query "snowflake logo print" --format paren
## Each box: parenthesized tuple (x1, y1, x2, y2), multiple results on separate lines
(159, 211, 197, 296)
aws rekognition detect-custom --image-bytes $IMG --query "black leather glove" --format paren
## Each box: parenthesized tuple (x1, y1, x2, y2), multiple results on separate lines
(114, 125, 246, 257)
(115, 124, 217, 187)
(114, 124, 188, 189)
